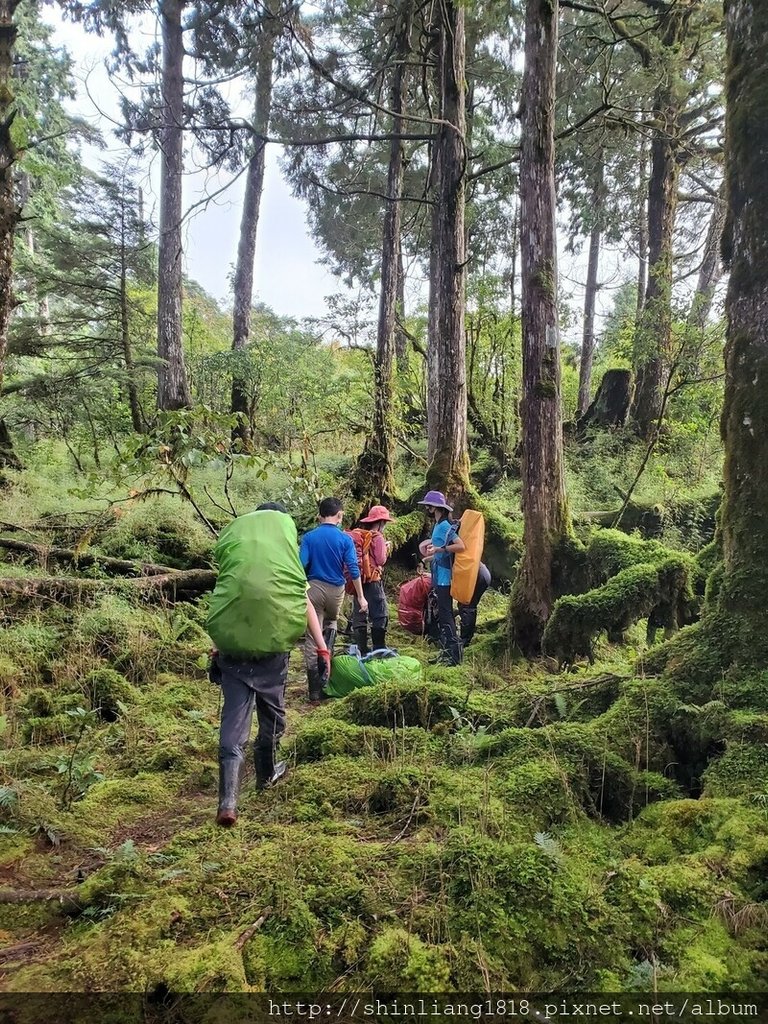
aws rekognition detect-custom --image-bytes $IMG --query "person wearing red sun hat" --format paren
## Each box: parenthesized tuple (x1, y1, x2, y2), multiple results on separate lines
(349, 504, 395, 654)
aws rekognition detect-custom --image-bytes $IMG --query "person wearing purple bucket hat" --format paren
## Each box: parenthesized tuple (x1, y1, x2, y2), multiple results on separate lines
(417, 491, 466, 665)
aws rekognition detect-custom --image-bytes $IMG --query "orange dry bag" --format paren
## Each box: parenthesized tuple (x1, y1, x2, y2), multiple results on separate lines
(450, 510, 485, 605)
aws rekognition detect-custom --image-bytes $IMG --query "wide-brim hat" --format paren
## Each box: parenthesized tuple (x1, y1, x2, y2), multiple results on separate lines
(360, 504, 394, 523)
(417, 490, 453, 511)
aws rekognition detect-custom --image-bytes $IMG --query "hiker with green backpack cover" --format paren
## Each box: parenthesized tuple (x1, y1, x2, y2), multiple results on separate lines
(207, 503, 329, 828)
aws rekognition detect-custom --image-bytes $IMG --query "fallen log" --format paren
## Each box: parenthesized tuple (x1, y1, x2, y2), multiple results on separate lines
(0, 570, 217, 603)
(0, 537, 180, 577)
(0, 939, 43, 963)
(575, 492, 719, 543)
(0, 888, 82, 911)
(575, 503, 665, 536)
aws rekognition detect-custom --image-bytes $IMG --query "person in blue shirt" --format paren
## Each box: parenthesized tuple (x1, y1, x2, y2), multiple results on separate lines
(300, 497, 368, 702)
(417, 490, 465, 665)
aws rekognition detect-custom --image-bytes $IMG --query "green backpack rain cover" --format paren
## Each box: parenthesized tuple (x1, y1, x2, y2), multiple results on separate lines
(207, 510, 307, 658)
(324, 655, 374, 698)
(324, 654, 423, 698)
(365, 655, 422, 686)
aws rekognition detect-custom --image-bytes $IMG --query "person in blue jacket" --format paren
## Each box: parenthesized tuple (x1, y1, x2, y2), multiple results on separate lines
(417, 490, 465, 665)
(300, 497, 368, 702)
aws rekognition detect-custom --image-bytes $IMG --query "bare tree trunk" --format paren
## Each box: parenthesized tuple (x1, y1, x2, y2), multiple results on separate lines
(156, 0, 191, 411)
(577, 368, 632, 430)
(0, 0, 20, 399)
(510, 0, 571, 655)
(395, 240, 408, 368)
(630, 5, 701, 438)
(577, 222, 600, 417)
(688, 184, 726, 331)
(355, 3, 412, 504)
(636, 138, 649, 325)
(510, 200, 519, 318)
(231, 10, 278, 447)
(577, 161, 603, 418)
(20, 202, 49, 336)
(630, 86, 681, 437)
(119, 179, 145, 433)
(426, 0, 470, 501)
(137, 187, 145, 243)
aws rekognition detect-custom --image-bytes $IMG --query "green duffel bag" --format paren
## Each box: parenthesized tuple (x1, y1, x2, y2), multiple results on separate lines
(364, 655, 423, 685)
(207, 509, 307, 658)
(324, 653, 423, 698)
(324, 655, 374, 698)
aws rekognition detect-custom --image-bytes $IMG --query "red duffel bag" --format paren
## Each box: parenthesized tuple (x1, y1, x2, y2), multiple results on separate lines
(398, 573, 433, 635)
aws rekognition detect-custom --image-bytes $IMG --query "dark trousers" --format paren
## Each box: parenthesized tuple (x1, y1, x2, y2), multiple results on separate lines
(457, 563, 491, 644)
(218, 652, 289, 767)
(352, 580, 388, 630)
(435, 584, 462, 665)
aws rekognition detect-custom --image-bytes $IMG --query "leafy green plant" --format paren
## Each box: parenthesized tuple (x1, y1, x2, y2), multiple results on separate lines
(448, 705, 490, 740)
(56, 708, 104, 809)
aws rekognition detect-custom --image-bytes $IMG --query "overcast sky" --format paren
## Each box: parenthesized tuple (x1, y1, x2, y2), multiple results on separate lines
(45, 7, 349, 320)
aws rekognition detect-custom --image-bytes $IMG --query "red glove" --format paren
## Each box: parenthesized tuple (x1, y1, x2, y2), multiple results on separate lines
(317, 648, 331, 683)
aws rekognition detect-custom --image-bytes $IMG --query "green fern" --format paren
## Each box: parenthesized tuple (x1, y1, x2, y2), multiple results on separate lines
(0, 786, 18, 809)
(677, 700, 727, 716)
(534, 831, 565, 866)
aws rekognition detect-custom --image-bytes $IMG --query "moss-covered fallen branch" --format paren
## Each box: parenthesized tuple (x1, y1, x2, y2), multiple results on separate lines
(575, 493, 719, 544)
(384, 510, 424, 553)
(0, 570, 217, 603)
(0, 888, 81, 911)
(543, 556, 694, 665)
(0, 537, 180, 577)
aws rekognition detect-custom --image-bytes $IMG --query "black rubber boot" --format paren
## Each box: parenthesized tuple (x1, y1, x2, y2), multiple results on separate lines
(323, 625, 338, 658)
(307, 666, 323, 703)
(255, 747, 288, 790)
(458, 606, 477, 646)
(354, 627, 369, 657)
(370, 626, 387, 652)
(438, 627, 463, 667)
(216, 757, 243, 827)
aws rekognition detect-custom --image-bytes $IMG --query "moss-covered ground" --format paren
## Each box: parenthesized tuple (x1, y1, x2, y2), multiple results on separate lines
(0, 572, 766, 994)
(0, 444, 764, 995)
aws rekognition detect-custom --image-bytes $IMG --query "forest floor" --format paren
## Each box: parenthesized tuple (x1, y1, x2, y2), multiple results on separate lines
(0, 453, 765, 997)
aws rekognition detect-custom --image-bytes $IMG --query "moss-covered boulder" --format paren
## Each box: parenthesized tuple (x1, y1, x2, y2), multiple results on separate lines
(85, 668, 140, 721)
